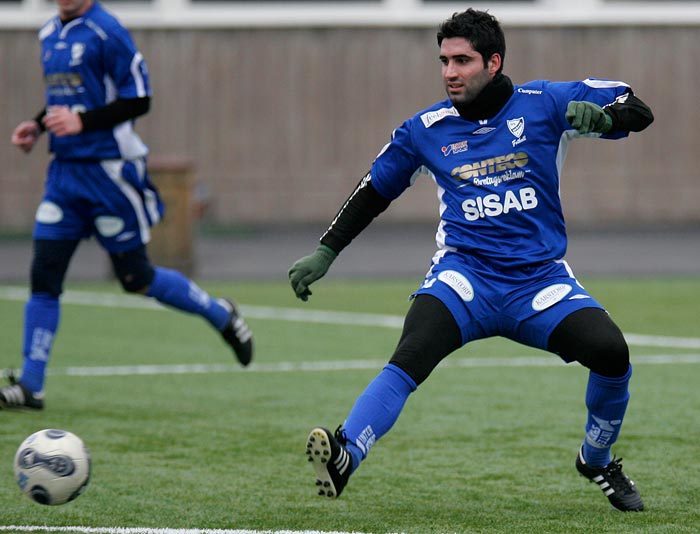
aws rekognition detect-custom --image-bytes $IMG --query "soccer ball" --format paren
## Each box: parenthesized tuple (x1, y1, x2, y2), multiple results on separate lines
(14, 429, 91, 505)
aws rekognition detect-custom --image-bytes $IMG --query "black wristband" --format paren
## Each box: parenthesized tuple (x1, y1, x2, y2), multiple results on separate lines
(33, 109, 47, 133)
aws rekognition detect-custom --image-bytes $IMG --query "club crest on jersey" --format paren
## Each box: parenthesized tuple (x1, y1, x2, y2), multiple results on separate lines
(507, 117, 527, 147)
(70, 43, 86, 66)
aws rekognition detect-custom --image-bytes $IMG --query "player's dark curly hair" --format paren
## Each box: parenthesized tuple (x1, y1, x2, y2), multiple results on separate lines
(437, 9, 506, 74)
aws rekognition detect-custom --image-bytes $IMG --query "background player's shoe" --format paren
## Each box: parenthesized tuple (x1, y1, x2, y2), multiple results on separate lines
(576, 446, 644, 511)
(0, 373, 44, 410)
(306, 426, 353, 499)
(218, 298, 253, 366)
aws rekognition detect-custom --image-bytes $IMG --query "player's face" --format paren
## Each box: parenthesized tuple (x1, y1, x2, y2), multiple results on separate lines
(439, 37, 499, 107)
(56, 0, 93, 20)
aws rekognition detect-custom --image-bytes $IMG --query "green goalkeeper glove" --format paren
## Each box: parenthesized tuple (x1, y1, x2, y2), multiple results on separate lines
(288, 244, 338, 301)
(565, 101, 613, 134)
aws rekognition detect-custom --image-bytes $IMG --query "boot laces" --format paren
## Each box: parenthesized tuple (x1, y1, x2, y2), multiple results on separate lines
(604, 457, 636, 495)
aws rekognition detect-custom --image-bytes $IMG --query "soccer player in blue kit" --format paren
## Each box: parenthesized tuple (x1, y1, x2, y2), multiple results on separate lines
(289, 9, 653, 511)
(1, 0, 253, 410)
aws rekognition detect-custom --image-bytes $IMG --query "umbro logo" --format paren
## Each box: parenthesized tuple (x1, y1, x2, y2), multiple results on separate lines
(473, 126, 496, 135)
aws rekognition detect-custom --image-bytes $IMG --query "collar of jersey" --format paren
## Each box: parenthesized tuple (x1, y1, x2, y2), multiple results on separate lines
(454, 73, 514, 122)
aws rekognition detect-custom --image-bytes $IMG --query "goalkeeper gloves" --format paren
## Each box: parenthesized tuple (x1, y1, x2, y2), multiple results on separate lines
(566, 101, 613, 134)
(288, 244, 338, 301)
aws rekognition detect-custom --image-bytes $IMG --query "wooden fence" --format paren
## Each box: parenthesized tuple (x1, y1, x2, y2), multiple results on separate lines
(1, 25, 696, 230)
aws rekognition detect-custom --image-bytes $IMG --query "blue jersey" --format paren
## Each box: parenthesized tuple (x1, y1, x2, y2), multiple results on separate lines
(370, 79, 630, 269)
(38, 1, 150, 160)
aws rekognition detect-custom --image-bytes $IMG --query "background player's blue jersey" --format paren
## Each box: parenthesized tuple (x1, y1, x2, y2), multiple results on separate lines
(38, 1, 150, 160)
(370, 79, 631, 269)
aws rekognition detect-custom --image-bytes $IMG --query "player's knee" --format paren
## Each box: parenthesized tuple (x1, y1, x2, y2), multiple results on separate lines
(578, 327, 630, 377)
(30, 239, 76, 297)
(110, 247, 155, 294)
(549, 308, 630, 378)
(389, 330, 456, 386)
(31, 261, 64, 297)
(576, 328, 630, 378)
(117, 267, 154, 294)
(389, 294, 463, 385)
(389, 349, 430, 386)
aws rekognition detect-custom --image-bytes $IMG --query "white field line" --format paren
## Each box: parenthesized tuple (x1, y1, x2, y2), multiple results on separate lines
(0, 527, 386, 534)
(1, 285, 699, 350)
(34, 352, 700, 378)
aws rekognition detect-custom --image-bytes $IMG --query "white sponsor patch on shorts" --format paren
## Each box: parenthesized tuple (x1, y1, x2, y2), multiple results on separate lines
(95, 216, 125, 237)
(438, 270, 474, 302)
(532, 283, 572, 311)
(35, 201, 63, 224)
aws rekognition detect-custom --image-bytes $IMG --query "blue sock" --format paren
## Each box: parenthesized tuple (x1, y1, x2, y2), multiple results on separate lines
(146, 267, 229, 330)
(21, 293, 60, 393)
(341, 364, 417, 473)
(582, 364, 632, 467)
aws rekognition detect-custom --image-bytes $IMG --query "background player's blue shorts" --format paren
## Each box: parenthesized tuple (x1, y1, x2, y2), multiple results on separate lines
(413, 251, 604, 359)
(33, 157, 164, 254)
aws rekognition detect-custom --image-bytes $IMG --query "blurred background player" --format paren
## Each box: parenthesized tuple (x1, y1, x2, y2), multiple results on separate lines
(290, 9, 653, 511)
(1, 0, 253, 411)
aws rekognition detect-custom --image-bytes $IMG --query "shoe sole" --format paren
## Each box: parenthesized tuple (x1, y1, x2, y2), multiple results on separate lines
(306, 427, 338, 499)
(0, 400, 44, 411)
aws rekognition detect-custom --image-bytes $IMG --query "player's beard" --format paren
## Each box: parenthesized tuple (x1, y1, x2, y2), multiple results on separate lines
(445, 68, 493, 109)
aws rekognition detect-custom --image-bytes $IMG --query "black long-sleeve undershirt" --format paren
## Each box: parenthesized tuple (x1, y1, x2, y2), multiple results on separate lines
(604, 91, 654, 132)
(320, 173, 392, 255)
(33, 96, 151, 133)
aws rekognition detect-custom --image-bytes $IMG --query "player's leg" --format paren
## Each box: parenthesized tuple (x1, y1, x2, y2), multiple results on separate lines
(95, 159, 252, 365)
(505, 261, 633, 466)
(549, 308, 631, 465)
(109, 246, 253, 366)
(505, 259, 642, 511)
(306, 294, 462, 498)
(0, 239, 79, 410)
(547, 307, 643, 511)
(1, 158, 90, 410)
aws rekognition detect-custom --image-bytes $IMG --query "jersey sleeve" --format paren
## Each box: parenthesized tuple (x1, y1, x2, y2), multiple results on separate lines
(370, 119, 423, 200)
(546, 79, 632, 139)
(103, 26, 151, 99)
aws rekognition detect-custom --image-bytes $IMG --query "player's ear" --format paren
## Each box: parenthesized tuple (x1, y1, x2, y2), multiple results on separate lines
(487, 53, 502, 77)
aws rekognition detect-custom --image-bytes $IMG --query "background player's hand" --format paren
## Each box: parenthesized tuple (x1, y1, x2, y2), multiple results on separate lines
(288, 245, 337, 301)
(43, 105, 84, 137)
(11, 121, 42, 153)
(566, 101, 613, 134)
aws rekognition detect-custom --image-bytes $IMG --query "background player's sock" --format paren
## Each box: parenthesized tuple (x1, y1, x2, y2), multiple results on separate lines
(146, 267, 229, 329)
(20, 293, 60, 393)
(341, 364, 417, 472)
(582, 365, 632, 466)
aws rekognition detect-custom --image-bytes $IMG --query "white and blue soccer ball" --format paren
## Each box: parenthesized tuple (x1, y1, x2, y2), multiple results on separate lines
(14, 429, 91, 505)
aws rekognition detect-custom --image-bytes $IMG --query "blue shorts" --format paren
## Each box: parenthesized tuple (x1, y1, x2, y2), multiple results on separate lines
(33, 158, 164, 253)
(413, 251, 604, 356)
